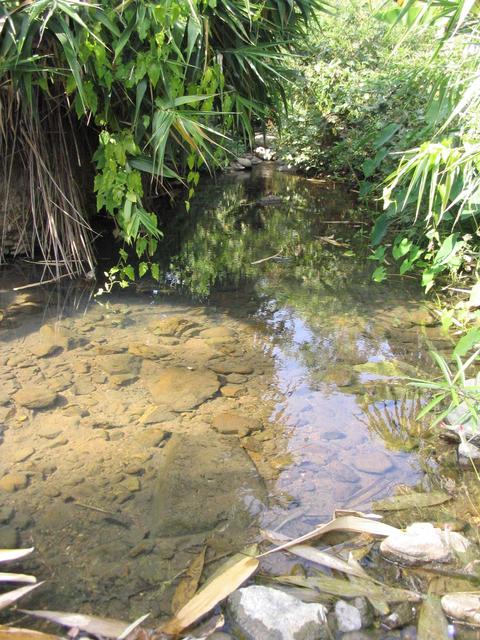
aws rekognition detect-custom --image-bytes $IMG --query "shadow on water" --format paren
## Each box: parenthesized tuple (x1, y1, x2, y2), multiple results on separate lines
(0, 164, 451, 621)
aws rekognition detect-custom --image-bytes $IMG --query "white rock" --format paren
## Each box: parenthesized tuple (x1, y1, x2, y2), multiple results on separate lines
(445, 395, 480, 445)
(441, 593, 480, 625)
(458, 440, 480, 462)
(380, 523, 452, 565)
(335, 600, 362, 632)
(228, 585, 328, 640)
(237, 157, 252, 168)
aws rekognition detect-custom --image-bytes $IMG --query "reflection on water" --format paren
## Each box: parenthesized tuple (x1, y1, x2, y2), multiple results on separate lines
(0, 165, 450, 621)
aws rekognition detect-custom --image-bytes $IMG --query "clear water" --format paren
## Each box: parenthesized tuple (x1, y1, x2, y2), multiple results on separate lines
(0, 165, 450, 623)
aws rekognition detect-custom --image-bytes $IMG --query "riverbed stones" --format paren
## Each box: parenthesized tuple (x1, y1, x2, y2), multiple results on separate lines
(441, 592, 480, 625)
(143, 365, 220, 411)
(152, 432, 266, 535)
(212, 412, 263, 436)
(227, 585, 328, 640)
(14, 387, 58, 410)
(380, 522, 471, 565)
(0, 472, 28, 492)
(29, 323, 78, 357)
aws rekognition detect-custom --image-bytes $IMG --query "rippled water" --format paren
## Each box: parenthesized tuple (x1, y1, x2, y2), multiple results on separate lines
(0, 165, 451, 622)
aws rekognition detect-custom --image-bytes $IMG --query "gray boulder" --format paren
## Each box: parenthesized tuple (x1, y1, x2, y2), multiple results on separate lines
(335, 600, 362, 633)
(227, 585, 328, 640)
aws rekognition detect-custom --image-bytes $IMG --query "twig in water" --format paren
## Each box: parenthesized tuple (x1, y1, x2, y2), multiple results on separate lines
(251, 251, 283, 265)
(13, 273, 71, 291)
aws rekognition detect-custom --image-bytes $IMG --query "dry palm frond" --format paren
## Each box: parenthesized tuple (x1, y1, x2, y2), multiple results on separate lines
(0, 87, 95, 279)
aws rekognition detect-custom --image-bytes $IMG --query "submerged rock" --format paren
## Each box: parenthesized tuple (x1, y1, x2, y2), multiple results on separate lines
(97, 353, 140, 376)
(152, 432, 266, 536)
(335, 600, 362, 633)
(212, 412, 262, 436)
(441, 592, 480, 625)
(14, 387, 58, 410)
(352, 451, 393, 475)
(143, 365, 220, 411)
(0, 472, 28, 492)
(227, 585, 328, 640)
(380, 522, 471, 565)
(148, 315, 199, 337)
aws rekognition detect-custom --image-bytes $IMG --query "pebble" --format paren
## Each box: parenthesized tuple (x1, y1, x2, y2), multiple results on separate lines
(13, 447, 35, 463)
(353, 451, 393, 474)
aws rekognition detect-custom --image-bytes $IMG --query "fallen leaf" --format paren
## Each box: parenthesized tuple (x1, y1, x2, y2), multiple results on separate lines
(182, 613, 225, 639)
(22, 611, 130, 638)
(0, 584, 42, 611)
(172, 547, 207, 613)
(117, 614, 150, 640)
(0, 574, 36, 584)
(262, 530, 370, 579)
(159, 554, 259, 636)
(418, 596, 449, 639)
(258, 515, 400, 557)
(373, 492, 451, 511)
(0, 626, 61, 640)
(274, 574, 421, 610)
(0, 550, 34, 564)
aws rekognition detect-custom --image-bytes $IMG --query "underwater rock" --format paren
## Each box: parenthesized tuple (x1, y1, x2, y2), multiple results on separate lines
(335, 600, 362, 633)
(148, 315, 199, 337)
(0, 472, 28, 492)
(380, 522, 471, 565)
(227, 585, 328, 640)
(441, 592, 480, 625)
(353, 360, 417, 378)
(323, 367, 355, 387)
(97, 353, 140, 376)
(14, 387, 58, 410)
(29, 323, 79, 357)
(209, 359, 254, 375)
(212, 412, 263, 436)
(353, 451, 393, 475)
(152, 432, 266, 535)
(143, 365, 220, 411)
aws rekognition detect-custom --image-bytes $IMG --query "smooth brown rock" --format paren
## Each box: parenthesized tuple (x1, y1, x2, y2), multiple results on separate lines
(209, 360, 254, 375)
(212, 412, 262, 436)
(97, 354, 140, 376)
(0, 472, 28, 492)
(152, 432, 266, 535)
(143, 365, 220, 411)
(14, 387, 58, 410)
(149, 316, 199, 337)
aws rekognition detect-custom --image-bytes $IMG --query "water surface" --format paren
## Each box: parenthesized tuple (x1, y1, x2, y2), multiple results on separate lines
(0, 165, 449, 621)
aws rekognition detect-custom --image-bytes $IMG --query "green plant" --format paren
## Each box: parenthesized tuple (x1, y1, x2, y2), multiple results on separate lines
(0, 0, 326, 282)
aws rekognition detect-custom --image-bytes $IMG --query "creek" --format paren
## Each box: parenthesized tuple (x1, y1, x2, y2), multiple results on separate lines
(0, 165, 450, 624)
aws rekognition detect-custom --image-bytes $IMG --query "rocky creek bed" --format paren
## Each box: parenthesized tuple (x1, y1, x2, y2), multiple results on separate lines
(1, 165, 480, 639)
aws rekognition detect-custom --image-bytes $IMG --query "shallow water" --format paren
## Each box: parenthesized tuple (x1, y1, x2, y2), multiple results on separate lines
(0, 165, 452, 622)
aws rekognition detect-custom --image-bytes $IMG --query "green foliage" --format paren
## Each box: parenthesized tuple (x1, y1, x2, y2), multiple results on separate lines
(0, 0, 326, 284)
(278, 0, 444, 181)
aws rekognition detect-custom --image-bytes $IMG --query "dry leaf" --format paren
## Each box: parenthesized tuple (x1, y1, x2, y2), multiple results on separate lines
(0, 574, 36, 584)
(373, 492, 451, 511)
(182, 613, 225, 639)
(258, 515, 400, 558)
(0, 584, 42, 611)
(0, 626, 61, 640)
(159, 555, 259, 636)
(262, 530, 370, 579)
(274, 574, 421, 611)
(171, 548, 207, 614)
(334, 510, 382, 520)
(117, 614, 150, 640)
(22, 610, 130, 638)
(0, 550, 34, 564)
